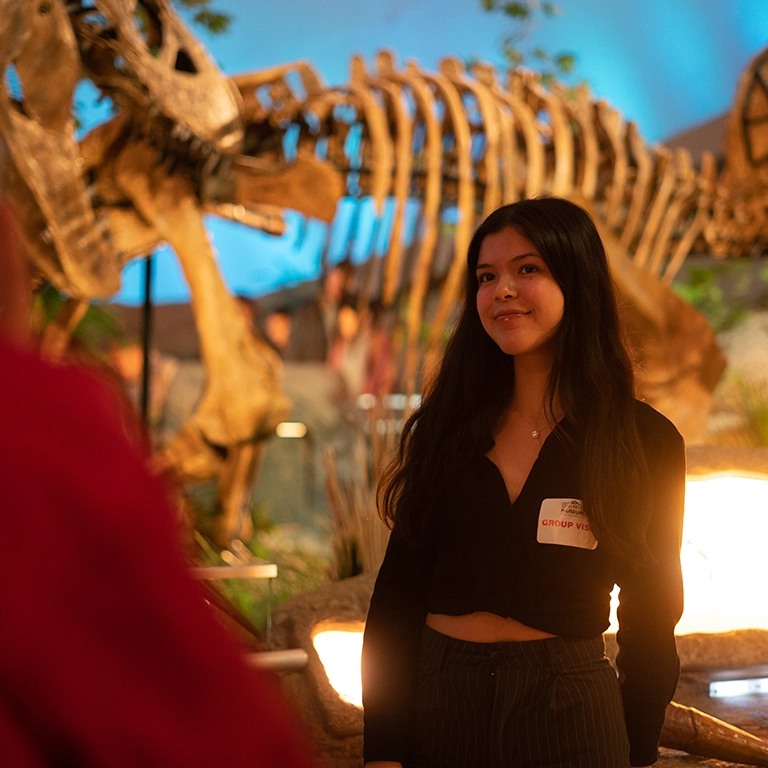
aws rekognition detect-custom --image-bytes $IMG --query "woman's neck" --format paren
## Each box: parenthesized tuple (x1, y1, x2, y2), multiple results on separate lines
(511, 354, 560, 425)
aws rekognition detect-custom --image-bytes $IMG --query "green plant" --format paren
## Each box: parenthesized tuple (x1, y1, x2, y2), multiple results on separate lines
(173, 0, 231, 34)
(479, 0, 577, 84)
(193, 528, 330, 639)
(190, 482, 332, 639)
(732, 376, 768, 447)
(32, 283, 120, 354)
(672, 266, 749, 333)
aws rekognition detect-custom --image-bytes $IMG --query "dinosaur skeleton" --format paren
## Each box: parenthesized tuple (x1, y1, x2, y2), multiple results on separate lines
(0, 0, 315, 539)
(232, 49, 768, 439)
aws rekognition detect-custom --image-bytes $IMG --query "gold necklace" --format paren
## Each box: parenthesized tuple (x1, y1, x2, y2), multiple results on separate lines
(516, 410, 546, 439)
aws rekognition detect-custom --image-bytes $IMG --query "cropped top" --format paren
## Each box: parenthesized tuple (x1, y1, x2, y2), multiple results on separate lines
(362, 400, 685, 767)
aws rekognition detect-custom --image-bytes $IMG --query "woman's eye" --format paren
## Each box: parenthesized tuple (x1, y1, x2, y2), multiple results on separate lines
(520, 264, 538, 275)
(478, 272, 494, 283)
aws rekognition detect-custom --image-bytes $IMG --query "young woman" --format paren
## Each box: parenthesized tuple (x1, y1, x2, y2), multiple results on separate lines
(362, 197, 685, 768)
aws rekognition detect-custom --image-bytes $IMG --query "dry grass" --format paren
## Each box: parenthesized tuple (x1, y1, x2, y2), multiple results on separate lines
(323, 402, 400, 580)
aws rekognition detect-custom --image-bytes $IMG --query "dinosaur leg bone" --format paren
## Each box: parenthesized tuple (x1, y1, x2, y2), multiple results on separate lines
(115, 143, 291, 452)
(213, 441, 265, 547)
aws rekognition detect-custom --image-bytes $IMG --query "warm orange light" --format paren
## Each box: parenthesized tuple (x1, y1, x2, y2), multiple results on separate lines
(607, 474, 768, 634)
(672, 474, 768, 634)
(276, 422, 308, 438)
(312, 626, 364, 708)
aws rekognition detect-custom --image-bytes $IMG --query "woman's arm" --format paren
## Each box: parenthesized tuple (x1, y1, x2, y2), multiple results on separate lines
(362, 527, 436, 766)
(616, 416, 686, 768)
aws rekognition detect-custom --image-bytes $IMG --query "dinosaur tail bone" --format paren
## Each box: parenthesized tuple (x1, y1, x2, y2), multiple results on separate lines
(661, 701, 768, 767)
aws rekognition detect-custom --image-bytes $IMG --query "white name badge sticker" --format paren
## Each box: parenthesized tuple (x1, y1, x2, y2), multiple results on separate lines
(537, 498, 597, 550)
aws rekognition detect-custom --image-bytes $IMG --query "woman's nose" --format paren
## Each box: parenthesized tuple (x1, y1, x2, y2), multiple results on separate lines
(495, 275, 518, 299)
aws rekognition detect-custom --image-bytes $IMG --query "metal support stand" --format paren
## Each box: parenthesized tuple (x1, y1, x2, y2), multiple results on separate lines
(140, 253, 153, 425)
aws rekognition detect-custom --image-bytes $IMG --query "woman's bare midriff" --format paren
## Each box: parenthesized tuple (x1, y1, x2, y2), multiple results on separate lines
(426, 611, 556, 642)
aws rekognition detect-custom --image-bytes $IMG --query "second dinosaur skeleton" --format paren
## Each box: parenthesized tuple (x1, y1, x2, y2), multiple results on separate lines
(234, 49, 766, 438)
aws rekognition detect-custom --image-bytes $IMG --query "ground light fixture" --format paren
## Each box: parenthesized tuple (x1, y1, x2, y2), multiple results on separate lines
(276, 421, 308, 438)
(709, 677, 768, 698)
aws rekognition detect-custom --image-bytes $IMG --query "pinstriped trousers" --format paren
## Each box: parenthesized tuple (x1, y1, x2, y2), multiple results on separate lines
(411, 626, 630, 768)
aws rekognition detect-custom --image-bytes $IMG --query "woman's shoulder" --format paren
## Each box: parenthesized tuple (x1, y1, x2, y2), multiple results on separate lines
(632, 399, 685, 452)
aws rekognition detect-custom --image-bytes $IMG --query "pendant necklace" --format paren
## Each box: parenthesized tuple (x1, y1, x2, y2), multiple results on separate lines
(516, 410, 545, 439)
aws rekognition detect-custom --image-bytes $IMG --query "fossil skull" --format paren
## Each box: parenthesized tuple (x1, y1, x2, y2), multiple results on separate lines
(70, 0, 243, 156)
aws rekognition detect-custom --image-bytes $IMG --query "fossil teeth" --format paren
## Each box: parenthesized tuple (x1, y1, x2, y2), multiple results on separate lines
(171, 123, 191, 143)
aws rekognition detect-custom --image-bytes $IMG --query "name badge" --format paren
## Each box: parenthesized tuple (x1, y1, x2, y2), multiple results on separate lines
(537, 498, 597, 550)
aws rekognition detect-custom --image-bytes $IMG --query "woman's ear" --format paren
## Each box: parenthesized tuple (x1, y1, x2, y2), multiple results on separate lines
(0, 204, 32, 347)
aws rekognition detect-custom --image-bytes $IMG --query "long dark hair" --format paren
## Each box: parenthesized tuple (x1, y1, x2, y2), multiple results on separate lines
(378, 197, 652, 561)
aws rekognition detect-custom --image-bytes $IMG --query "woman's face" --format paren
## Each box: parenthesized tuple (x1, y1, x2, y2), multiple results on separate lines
(475, 226, 564, 361)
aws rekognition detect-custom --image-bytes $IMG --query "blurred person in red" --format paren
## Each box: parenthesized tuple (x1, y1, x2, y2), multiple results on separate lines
(0, 207, 316, 768)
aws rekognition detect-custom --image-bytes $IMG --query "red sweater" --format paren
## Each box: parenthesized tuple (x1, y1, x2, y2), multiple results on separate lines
(0, 339, 315, 768)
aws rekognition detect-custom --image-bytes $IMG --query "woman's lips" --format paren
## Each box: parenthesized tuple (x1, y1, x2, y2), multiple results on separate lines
(495, 309, 529, 319)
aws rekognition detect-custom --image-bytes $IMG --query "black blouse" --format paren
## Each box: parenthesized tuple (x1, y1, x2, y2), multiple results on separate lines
(362, 400, 686, 767)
